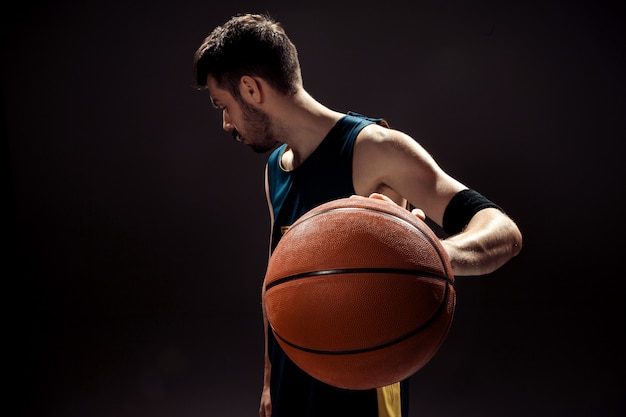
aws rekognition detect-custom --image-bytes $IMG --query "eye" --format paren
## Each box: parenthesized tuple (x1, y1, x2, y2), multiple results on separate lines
(210, 97, 225, 111)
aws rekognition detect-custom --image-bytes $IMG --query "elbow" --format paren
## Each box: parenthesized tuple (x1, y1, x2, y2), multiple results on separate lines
(443, 212, 523, 276)
(507, 219, 523, 259)
(475, 217, 523, 276)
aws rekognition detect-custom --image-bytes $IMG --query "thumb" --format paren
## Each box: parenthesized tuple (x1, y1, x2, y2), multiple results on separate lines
(411, 208, 426, 221)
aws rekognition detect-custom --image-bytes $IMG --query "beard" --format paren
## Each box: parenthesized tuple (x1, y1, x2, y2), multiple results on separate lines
(238, 101, 280, 154)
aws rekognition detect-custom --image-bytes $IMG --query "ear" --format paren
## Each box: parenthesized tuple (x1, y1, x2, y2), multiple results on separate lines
(239, 76, 263, 104)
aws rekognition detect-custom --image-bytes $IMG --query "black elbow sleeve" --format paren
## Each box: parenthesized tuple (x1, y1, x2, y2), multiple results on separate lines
(442, 189, 503, 235)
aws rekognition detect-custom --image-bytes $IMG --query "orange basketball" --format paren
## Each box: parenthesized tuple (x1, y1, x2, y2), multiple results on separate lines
(263, 195, 456, 390)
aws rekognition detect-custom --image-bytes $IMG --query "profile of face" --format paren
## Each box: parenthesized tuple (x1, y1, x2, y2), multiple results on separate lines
(207, 76, 279, 153)
(237, 100, 279, 153)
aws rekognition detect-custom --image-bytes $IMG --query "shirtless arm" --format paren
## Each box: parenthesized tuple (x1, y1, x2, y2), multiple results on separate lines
(353, 124, 522, 276)
(259, 164, 273, 417)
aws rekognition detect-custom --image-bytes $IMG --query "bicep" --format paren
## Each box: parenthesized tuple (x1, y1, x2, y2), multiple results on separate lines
(264, 164, 275, 260)
(355, 127, 466, 226)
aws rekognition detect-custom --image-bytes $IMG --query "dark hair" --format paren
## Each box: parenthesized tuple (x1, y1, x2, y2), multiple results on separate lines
(193, 13, 302, 98)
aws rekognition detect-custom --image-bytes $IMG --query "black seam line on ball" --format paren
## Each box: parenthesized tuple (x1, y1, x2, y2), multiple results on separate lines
(285, 206, 453, 278)
(264, 267, 453, 292)
(270, 281, 452, 356)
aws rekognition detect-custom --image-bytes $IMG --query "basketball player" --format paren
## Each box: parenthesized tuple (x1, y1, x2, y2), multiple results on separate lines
(193, 13, 522, 417)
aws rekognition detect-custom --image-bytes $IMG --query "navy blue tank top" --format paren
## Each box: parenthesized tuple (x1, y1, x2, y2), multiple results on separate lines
(265, 112, 409, 417)
(267, 111, 387, 251)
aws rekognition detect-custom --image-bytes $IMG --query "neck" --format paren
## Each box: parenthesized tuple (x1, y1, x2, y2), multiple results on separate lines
(271, 88, 344, 170)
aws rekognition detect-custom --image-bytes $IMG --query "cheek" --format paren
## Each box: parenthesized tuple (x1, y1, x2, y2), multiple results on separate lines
(229, 110, 244, 128)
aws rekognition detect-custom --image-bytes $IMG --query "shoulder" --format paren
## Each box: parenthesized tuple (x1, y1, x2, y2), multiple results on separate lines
(355, 123, 420, 155)
(353, 123, 451, 187)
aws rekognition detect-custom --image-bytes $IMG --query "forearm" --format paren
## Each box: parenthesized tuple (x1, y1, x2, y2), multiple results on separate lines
(259, 285, 272, 416)
(441, 208, 522, 276)
(261, 290, 272, 385)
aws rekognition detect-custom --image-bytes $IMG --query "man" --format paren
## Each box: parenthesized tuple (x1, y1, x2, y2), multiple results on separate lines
(193, 13, 522, 417)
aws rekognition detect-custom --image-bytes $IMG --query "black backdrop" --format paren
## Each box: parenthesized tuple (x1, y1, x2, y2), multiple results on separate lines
(3, 1, 624, 416)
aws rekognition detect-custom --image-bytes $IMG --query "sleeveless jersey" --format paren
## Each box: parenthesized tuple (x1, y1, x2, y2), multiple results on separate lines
(265, 111, 410, 417)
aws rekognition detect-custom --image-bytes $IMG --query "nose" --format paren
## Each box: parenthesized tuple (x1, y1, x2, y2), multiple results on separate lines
(222, 109, 233, 131)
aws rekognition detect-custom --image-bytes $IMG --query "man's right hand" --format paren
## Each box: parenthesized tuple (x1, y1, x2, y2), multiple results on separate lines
(259, 384, 271, 417)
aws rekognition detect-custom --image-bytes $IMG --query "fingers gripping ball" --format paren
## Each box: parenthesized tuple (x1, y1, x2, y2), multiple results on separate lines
(263, 196, 456, 390)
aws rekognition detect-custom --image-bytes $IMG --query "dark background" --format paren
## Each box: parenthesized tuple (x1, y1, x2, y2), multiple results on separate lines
(3, 0, 624, 416)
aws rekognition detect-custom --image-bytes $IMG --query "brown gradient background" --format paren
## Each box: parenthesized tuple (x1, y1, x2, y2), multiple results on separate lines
(3, 0, 624, 416)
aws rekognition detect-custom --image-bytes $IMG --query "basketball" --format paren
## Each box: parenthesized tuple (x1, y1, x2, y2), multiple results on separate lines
(263, 195, 456, 390)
